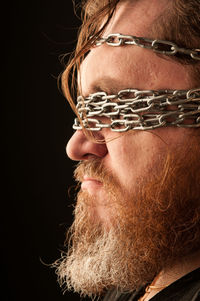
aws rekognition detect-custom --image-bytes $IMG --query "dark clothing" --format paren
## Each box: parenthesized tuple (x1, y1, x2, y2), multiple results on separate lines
(103, 268, 200, 301)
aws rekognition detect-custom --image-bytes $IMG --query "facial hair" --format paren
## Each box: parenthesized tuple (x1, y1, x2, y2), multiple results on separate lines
(54, 137, 200, 299)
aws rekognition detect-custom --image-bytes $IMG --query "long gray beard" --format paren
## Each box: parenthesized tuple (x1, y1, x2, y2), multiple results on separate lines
(55, 230, 144, 298)
(53, 199, 160, 298)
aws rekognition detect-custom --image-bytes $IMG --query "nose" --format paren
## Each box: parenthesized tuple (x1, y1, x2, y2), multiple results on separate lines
(66, 130, 108, 161)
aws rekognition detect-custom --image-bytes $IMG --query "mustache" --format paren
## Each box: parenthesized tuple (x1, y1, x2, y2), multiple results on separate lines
(74, 159, 121, 191)
(74, 159, 106, 183)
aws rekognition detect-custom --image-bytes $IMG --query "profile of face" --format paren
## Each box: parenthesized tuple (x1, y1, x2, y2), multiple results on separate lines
(55, 0, 200, 298)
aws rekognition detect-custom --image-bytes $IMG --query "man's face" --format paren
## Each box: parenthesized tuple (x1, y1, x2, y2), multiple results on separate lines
(67, 0, 194, 222)
(56, 0, 200, 297)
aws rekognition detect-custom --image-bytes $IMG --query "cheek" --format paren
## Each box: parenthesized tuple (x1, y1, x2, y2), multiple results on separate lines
(106, 133, 153, 187)
(105, 131, 173, 189)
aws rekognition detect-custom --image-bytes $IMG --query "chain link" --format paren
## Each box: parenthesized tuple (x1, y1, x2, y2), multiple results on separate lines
(73, 88, 200, 132)
(95, 33, 200, 60)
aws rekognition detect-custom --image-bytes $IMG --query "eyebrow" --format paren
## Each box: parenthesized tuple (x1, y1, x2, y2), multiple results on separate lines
(84, 76, 127, 96)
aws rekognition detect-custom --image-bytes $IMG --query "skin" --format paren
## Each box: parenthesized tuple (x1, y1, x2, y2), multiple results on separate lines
(66, 0, 200, 297)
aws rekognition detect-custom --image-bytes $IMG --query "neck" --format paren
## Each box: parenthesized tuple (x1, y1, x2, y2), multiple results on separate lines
(143, 250, 200, 301)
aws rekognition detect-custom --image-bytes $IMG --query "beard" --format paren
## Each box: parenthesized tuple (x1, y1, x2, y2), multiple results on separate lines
(54, 135, 200, 299)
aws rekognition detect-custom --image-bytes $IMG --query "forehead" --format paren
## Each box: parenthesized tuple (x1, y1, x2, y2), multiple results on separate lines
(104, 0, 168, 36)
(79, 0, 191, 95)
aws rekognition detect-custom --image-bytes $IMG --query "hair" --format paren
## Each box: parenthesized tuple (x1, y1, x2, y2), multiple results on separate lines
(62, 0, 200, 116)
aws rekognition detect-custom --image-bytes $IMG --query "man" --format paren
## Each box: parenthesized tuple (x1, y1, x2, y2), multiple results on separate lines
(54, 0, 200, 300)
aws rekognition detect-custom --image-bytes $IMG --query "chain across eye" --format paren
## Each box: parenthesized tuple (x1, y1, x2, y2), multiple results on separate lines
(73, 88, 200, 132)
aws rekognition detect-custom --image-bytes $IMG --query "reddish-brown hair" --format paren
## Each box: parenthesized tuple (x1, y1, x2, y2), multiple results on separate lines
(62, 0, 200, 114)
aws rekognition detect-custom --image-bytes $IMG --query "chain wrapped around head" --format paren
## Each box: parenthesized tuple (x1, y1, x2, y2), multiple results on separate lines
(95, 33, 200, 60)
(73, 88, 200, 132)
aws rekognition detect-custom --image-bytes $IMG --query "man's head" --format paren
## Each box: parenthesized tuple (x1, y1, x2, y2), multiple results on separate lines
(54, 0, 200, 298)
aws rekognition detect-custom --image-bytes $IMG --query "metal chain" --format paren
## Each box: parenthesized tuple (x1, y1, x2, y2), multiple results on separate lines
(95, 33, 200, 60)
(73, 88, 200, 132)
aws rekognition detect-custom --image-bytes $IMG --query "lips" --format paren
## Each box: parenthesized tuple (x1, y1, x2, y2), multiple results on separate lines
(81, 176, 103, 192)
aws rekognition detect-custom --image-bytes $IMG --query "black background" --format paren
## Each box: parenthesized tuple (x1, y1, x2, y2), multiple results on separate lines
(2, 1, 88, 300)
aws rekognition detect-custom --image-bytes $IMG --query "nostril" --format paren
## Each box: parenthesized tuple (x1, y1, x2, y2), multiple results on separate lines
(82, 153, 95, 160)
